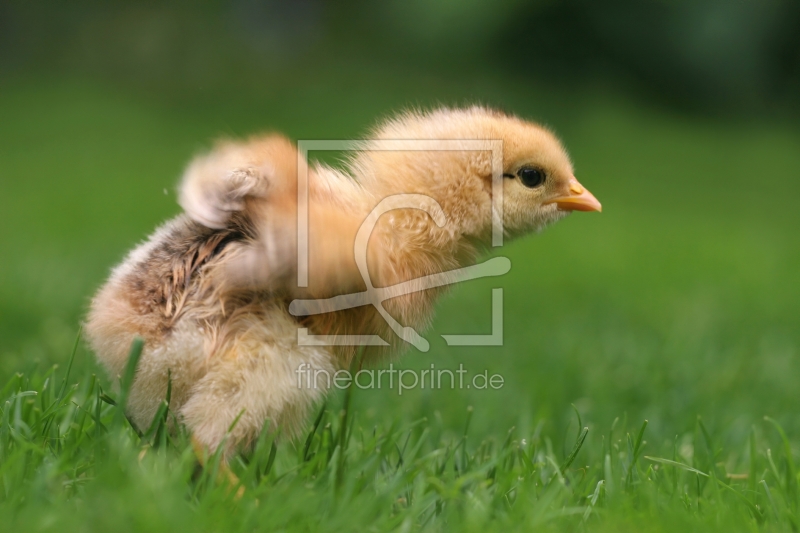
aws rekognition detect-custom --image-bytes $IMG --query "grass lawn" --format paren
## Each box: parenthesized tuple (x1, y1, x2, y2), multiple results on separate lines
(1, 68, 800, 531)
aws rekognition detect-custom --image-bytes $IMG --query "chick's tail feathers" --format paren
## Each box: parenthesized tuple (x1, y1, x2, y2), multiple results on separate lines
(178, 134, 297, 230)
(179, 135, 380, 298)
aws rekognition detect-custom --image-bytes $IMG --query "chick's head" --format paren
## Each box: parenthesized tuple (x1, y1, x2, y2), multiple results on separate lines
(356, 106, 601, 244)
(496, 112, 601, 237)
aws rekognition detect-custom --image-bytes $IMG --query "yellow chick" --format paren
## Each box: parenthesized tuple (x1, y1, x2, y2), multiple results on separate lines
(86, 106, 601, 459)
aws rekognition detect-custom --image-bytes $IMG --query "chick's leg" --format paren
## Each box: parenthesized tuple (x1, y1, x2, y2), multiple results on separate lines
(191, 435, 245, 499)
(180, 319, 335, 480)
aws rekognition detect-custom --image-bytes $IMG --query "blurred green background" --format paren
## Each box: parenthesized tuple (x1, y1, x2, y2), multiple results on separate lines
(1, 0, 800, 456)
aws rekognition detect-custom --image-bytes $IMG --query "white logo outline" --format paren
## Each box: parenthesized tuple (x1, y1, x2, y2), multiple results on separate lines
(291, 140, 507, 350)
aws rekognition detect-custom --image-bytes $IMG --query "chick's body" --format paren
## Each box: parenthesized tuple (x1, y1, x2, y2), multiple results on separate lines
(86, 107, 601, 454)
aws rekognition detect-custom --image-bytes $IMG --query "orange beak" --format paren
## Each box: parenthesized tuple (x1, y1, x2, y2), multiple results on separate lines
(544, 177, 602, 212)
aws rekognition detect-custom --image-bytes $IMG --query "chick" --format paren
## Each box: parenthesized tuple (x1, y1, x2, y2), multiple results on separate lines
(85, 106, 601, 458)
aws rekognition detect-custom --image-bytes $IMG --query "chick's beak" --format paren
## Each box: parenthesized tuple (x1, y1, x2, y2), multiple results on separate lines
(544, 178, 602, 212)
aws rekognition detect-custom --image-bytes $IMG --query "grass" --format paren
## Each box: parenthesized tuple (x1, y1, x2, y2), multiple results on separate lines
(3, 333, 800, 532)
(1, 67, 800, 531)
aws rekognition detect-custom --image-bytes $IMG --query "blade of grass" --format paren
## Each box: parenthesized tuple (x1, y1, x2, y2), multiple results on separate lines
(57, 326, 81, 401)
(560, 427, 588, 474)
(303, 402, 327, 461)
(749, 427, 758, 504)
(644, 456, 709, 477)
(114, 337, 144, 426)
(764, 416, 797, 507)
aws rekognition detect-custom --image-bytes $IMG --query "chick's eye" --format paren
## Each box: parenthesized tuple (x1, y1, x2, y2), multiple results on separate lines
(518, 168, 546, 188)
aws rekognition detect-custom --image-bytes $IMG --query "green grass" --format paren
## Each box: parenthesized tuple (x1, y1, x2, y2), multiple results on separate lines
(3, 334, 800, 532)
(1, 69, 800, 531)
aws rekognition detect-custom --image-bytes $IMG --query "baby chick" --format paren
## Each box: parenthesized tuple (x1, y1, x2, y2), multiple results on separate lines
(86, 106, 601, 458)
